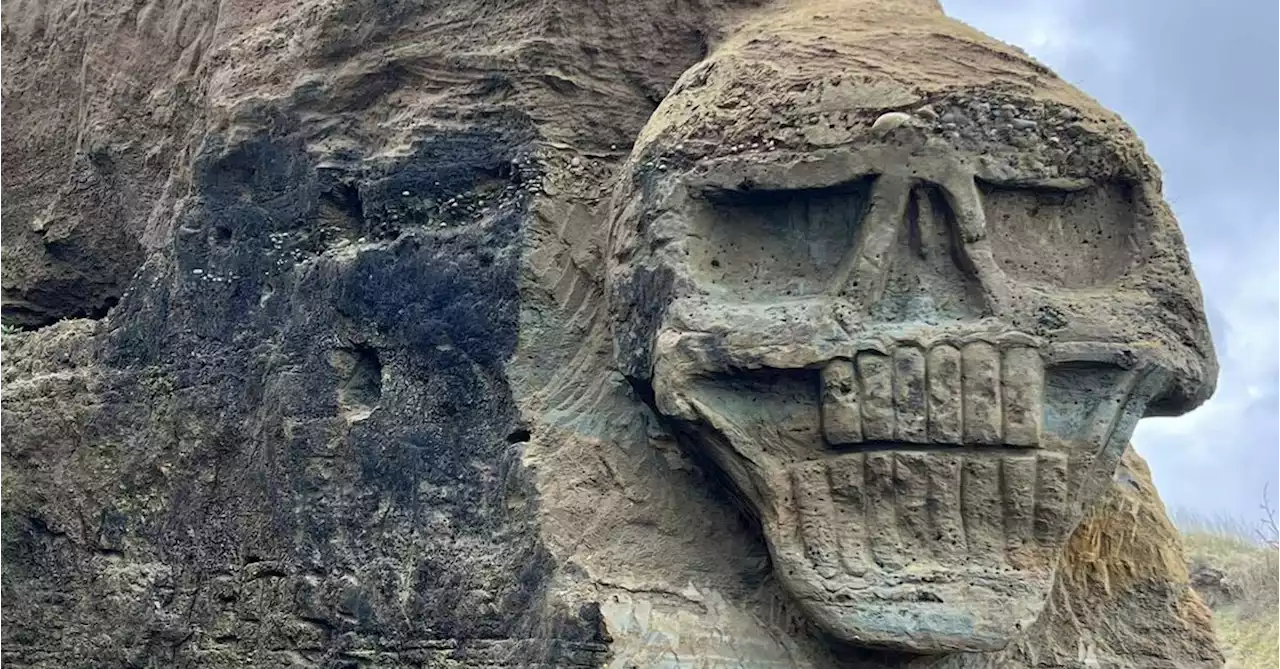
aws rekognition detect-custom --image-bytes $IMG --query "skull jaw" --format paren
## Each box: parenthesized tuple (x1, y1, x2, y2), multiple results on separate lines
(657, 371, 1158, 654)
(669, 411, 1072, 654)
(649, 316, 1185, 653)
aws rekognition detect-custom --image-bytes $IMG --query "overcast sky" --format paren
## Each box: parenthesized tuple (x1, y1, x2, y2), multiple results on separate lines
(942, 0, 1279, 528)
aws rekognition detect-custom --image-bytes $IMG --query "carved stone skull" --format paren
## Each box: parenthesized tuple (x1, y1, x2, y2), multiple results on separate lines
(605, 1, 1216, 655)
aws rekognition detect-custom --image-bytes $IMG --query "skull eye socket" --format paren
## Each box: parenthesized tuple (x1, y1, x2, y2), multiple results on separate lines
(690, 177, 874, 299)
(980, 181, 1139, 288)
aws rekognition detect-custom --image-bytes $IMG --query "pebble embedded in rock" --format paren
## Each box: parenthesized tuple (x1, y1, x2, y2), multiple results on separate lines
(871, 111, 911, 133)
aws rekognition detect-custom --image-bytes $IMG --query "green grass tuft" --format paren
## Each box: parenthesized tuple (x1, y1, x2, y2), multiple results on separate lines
(1175, 508, 1279, 669)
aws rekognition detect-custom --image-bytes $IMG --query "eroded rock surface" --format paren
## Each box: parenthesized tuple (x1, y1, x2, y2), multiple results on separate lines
(2, 0, 1223, 667)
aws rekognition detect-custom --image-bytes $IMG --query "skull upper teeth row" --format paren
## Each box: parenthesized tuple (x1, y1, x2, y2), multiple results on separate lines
(820, 343, 1044, 447)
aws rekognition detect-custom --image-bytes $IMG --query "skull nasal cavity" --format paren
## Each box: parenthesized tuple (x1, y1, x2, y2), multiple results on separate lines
(870, 185, 988, 323)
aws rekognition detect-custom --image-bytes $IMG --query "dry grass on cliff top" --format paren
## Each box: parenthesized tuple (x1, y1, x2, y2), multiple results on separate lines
(1174, 510, 1279, 669)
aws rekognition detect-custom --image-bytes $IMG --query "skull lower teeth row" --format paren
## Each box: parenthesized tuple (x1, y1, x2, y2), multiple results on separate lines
(789, 450, 1070, 579)
(821, 343, 1043, 447)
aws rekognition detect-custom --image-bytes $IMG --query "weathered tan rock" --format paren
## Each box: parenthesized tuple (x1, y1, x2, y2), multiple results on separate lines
(1, 0, 1222, 666)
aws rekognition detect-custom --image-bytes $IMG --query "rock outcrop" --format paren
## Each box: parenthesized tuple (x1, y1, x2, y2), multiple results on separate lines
(2, 0, 1223, 666)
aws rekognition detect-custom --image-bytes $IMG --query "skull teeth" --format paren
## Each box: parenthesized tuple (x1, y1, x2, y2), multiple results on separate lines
(788, 450, 1072, 578)
(820, 344, 1044, 447)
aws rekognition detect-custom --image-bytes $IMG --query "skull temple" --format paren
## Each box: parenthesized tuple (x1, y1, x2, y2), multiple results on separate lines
(605, 0, 1217, 655)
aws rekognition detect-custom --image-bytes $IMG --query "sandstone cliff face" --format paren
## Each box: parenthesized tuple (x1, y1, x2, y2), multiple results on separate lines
(1, 1, 1222, 667)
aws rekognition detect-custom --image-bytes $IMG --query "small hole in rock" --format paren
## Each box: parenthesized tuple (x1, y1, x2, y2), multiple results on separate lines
(506, 428, 532, 444)
(329, 345, 382, 423)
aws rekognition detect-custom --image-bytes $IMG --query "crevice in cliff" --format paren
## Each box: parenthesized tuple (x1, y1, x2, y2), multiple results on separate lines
(2, 277, 124, 331)
(318, 180, 365, 237)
